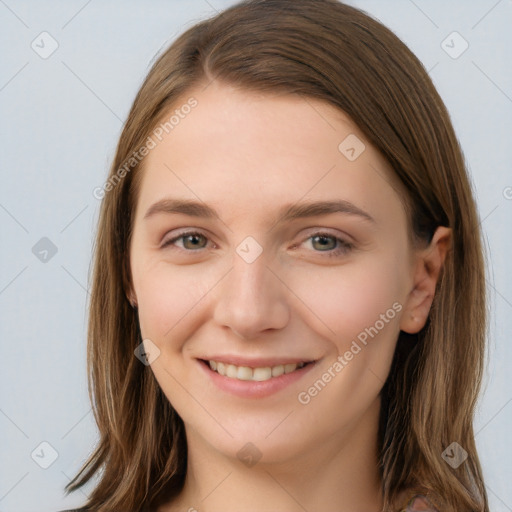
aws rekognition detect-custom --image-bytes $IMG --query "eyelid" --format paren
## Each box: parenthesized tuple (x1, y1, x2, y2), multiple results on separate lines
(298, 226, 354, 244)
(160, 227, 355, 258)
(161, 227, 351, 246)
(160, 228, 213, 249)
(294, 230, 354, 258)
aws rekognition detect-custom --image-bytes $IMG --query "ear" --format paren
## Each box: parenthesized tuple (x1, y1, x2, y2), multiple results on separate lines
(128, 293, 138, 308)
(125, 283, 138, 308)
(399, 226, 452, 334)
(124, 256, 138, 308)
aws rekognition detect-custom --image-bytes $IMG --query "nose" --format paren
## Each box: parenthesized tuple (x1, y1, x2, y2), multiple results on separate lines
(212, 249, 290, 340)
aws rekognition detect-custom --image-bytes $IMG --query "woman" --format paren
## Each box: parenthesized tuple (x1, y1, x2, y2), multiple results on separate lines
(62, 0, 489, 510)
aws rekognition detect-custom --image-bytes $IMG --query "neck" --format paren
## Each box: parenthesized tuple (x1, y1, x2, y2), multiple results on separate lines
(161, 396, 384, 512)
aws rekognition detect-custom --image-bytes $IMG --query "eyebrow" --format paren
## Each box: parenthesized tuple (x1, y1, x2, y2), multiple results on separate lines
(143, 198, 376, 225)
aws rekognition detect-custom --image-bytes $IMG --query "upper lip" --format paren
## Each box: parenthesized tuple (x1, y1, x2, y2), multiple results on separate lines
(198, 355, 316, 368)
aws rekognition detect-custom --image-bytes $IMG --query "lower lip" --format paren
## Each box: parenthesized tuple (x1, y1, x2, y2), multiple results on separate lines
(197, 359, 316, 398)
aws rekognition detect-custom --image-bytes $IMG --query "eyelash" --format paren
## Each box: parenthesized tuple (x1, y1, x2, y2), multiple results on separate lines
(161, 230, 354, 258)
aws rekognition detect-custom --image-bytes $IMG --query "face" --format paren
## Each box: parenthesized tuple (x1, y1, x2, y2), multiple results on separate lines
(128, 80, 419, 464)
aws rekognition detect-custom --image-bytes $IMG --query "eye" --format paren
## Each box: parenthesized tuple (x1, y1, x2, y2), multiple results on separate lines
(161, 231, 211, 251)
(161, 230, 353, 258)
(299, 232, 354, 258)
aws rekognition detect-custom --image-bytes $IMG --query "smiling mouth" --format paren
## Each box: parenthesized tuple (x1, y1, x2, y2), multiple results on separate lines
(200, 359, 314, 382)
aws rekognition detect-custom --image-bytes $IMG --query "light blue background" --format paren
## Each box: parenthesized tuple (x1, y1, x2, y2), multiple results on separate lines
(1, 1, 511, 510)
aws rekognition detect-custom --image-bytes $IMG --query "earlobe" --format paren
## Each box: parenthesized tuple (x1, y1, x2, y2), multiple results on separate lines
(126, 288, 138, 308)
(399, 226, 452, 334)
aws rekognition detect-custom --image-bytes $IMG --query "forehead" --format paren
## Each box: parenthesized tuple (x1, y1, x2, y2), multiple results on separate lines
(134, 81, 405, 227)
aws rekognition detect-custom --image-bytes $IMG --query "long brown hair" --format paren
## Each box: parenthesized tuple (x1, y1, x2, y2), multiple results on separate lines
(65, 1, 489, 510)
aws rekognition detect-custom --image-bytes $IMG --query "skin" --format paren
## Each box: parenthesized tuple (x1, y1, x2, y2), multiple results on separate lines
(128, 80, 451, 512)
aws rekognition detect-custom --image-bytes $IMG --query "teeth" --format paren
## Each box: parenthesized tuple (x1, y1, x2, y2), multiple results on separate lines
(284, 363, 297, 374)
(271, 365, 284, 377)
(253, 367, 271, 381)
(237, 366, 253, 381)
(208, 360, 307, 381)
(226, 364, 238, 378)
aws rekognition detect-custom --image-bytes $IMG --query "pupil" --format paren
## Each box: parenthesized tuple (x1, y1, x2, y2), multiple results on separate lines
(314, 235, 334, 250)
(185, 234, 204, 249)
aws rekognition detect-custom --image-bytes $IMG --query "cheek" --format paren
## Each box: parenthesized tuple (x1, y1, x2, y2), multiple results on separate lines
(291, 258, 403, 431)
(292, 254, 405, 344)
(133, 261, 212, 345)
(134, 248, 406, 351)
(131, 249, 405, 445)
